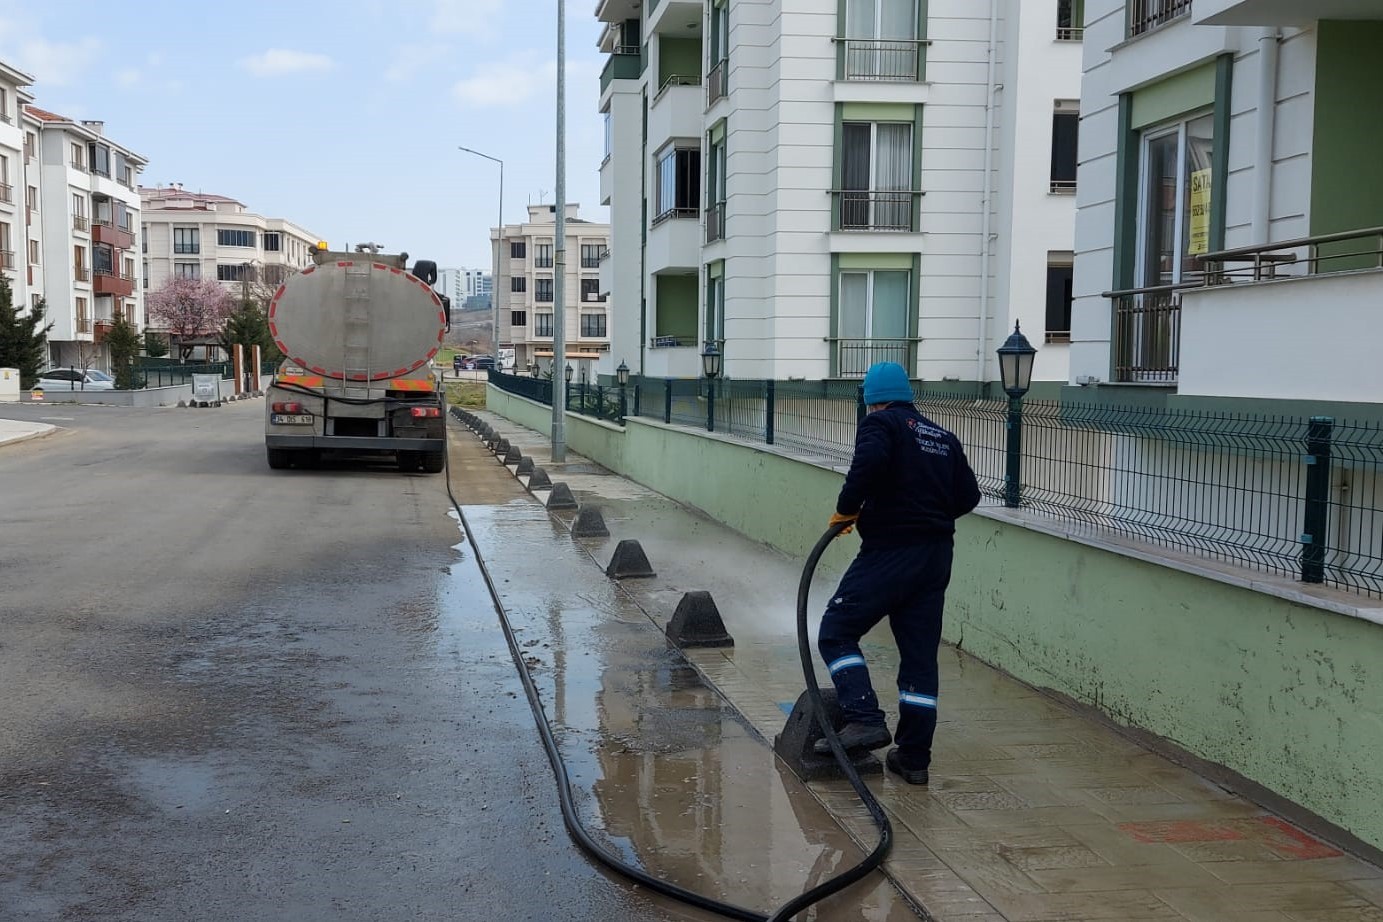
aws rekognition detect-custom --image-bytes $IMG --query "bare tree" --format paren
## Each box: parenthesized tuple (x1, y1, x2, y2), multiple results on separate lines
(146, 277, 234, 361)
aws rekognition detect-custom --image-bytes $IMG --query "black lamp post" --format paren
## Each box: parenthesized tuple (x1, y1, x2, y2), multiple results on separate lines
(563, 363, 573, 411)
(996, 321, 1038, 508)
(701, 342, 722, 432)
(616, 360, 630, 423)
(529, 360, 539, 378)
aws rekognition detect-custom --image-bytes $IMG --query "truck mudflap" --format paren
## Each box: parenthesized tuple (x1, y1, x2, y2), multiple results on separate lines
(265, 435, 445, 451)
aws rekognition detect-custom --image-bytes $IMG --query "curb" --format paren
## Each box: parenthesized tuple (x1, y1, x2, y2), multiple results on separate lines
(0, 425, 58, 450)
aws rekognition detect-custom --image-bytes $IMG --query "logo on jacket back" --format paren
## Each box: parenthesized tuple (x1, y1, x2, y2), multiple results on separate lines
(907, 418, 951, 457)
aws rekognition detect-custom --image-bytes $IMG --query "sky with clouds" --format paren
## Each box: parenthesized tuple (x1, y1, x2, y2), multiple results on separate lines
(0, 0, 608, 271)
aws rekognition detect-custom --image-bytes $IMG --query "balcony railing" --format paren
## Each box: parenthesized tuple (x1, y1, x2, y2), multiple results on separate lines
(652, 205, 699, 227)
(1129, 0, 1192, 36)
(1057, 24, 1085, 40)
(581, 291, 608, 303)
(1111, 286, 1182, 384)
(71, 160, 87, 172)
(174, 243, 200, 254)
(651, 334, 697, 348)
(0, 250, 13, 270)
(600, 51, 642, 94)
(76, 316, 92, 333)
(73, 215, 88, 232)
(74, 265, 90, 281)
(1050, 179, 1077, 195)
(656, 73, 701, 100)
(833, 190, 917, 232)
(831, 337, 918, 378)
(707, 60, 727, 106)
(0, 183, 11, 204)
(837, 38, 927, 82)
(705, 202, 725, 243)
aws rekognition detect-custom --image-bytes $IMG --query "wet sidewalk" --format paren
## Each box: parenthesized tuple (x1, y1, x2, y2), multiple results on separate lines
(460, 410, 1383, 922)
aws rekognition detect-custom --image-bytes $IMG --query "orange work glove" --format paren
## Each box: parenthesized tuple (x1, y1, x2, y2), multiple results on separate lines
(828, 512, 859, 536)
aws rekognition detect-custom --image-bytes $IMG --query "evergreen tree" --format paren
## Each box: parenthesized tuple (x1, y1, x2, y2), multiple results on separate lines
(105, 316, 144, 390)
(144, 331, 169, 358)
(220, 299, 283, 365)
(0, 276, 53, 388)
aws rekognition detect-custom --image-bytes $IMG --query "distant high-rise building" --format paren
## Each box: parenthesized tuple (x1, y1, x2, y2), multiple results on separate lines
(439, 267, 492, 311)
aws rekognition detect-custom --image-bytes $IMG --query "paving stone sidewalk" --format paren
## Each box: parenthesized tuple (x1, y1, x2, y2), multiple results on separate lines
(471, 409, 1383, 922)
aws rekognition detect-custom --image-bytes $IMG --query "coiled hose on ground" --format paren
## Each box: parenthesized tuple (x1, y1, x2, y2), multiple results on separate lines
(444, 413, 894, 921)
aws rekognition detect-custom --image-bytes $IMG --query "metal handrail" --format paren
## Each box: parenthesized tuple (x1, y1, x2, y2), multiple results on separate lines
(1202, 226, 1383, 262)
(656, 74, 701, 98)
(830, 36, 932, 45)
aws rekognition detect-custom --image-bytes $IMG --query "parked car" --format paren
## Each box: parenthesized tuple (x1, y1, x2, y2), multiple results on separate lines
(462, 355, 495, 371)
(35, 369, 117, 391)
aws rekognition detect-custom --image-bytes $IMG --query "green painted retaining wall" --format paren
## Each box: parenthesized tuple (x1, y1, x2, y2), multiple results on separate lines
(485, 385, 1383, 850)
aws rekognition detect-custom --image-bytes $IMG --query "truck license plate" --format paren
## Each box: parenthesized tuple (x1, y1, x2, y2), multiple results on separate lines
(271, 414, 314, 425)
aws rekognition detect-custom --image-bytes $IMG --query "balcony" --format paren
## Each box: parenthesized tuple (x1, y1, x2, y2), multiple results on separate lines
(71, 160, 87, 173)
(0, 250, 13, 270)
(76, 315, 92, 334)
(1195, 0, 1383, 25)
(833, 190, 918, 232)
(646, 0, 701, 36)
(73, 215, 89, 232)
(837, 39, 926, 82)
(648, 79, 703, 150)
(92, 221, 135, 250)
(93, 267, 134, 297)
(1129, 0, 1193, 36)
(647, 207, 701, 274)
(705, 202, 725, 244)
(1110, 287, 1181, 384)
(0, 183, 11, 205)
(832, 338, 918, 378)
(707, 60, 727, 107)
(600, 52, 641, 95)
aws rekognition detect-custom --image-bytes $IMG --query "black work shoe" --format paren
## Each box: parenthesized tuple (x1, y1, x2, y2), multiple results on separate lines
(813, 722, 892, 755)
(885, 748, 929, 785)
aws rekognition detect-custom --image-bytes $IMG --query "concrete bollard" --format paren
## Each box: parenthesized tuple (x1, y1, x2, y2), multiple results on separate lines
(503, 445, 522, 464)
(774, 688, 883, 782)
(665, 591, 733, 647)
(571, 505, 610, 538)
(494, 438, 510, 455)
(515, 457, 535, 476)
(605, 539, 656, 579)
(545, 482, 579, 510)
(527, 467, 552, 490)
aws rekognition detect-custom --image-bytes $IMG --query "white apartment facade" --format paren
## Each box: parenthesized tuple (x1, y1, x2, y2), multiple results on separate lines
(596, 0, 1082, 386)
(0, 76, 148, 372)
(491, 203, 611, 375)
(438, 266, 492, 308)
(1072, 0, 1383, 408)
(141, 185, 318, 298)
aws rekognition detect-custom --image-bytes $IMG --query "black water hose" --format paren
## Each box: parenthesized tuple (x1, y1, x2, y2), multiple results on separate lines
(442, 411, 895, 921)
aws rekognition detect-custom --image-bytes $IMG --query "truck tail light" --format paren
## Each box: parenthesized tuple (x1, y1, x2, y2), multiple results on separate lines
(272, 401, 304, 413)
(410, 407, 442, 418)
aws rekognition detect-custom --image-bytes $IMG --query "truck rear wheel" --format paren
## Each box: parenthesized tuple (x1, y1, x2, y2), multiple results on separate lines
(397, 450, 422, 472)
(267, 447, 291, 469)
(420, 450, 445, 474)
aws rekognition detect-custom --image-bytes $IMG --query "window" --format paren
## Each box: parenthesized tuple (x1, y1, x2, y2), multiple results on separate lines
(580, 313, 607, 338)
(535, 277, 554, 302)
(0, 222, 10, 267)
(1051, 102, 1079, 193)
(580, 278, 602, 302)
(0, 153, 8, 187)
(263, 232, 281, 252)
(26, 185, 38, 211)
(0, 88, 7, 123)
(24, 131, 36, 162)
(70, 143, 85, 171)
(29, 238, 40, 265)
(72, 194, 87, 231)
(143, 260, 148, 287)
(709, 0, 730, 93)
(510, 240, 526, 259)
(1057, 0, 1084, 40)
(217, 264, 252, 281)
(117, 154, 134, 187)
(1138, 113, 1214, 287)
(603, 111, 612, 161)
(1129, 0, 1192, 37)
(706, 134, 727, 241)
(174, 227, 200, 254)
(581, 243, 602, 268)
(838, 269, 910, 376)
(175, 262, 201, 279)
(141, 223, 147, 253)
(706, 272, 725, 341)
(93, 244, 114, 276)
(89, 143, 111, 177)
(840, 121, 913, 230)
(1046, 255, 1074, 343)
(511, 276, 527, 292)
(217, 228, 256, 248)
(842, 0, 920, 81)
(511, 310, 527, 327)
(655, 147, 701, 223)
(76, 297, 89, 332)
(73, 245, 88, 280)
(535, 242, 554, 268)
(123, 256, 135, 280)
(535, 313, 554, 336)
(117, 203, 132, 232)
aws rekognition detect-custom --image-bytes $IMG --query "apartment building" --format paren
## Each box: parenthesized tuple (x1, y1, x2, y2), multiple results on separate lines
(438, 266, 493, 310)
(141, 185, 319, 297)
(3, 87, 148, 371)
(596, 0, 1082, 385)
(491, 203, 611, 375)
(1072, 0, 1383, 408)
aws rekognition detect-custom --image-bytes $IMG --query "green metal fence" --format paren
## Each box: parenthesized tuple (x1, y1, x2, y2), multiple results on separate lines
(487, 369, 1383, 598)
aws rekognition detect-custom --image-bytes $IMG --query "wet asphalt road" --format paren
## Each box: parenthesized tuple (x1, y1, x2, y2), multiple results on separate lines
(0, 402, 704, 921)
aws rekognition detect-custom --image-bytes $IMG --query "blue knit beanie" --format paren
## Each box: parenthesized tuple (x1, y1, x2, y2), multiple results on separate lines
(862, 362, 913, 405)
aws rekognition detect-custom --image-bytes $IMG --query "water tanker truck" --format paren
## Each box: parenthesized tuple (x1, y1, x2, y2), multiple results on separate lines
(263, 243, 451, 473)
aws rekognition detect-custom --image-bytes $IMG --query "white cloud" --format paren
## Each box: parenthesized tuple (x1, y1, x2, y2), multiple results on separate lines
(430, 0, 503, 37)
(238, 49, 335, 78)
(8, 35, 102, 87)
(451, 54, 599, 109)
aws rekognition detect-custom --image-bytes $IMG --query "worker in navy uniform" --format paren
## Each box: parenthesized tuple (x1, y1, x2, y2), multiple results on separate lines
(815, 361, 981, 784)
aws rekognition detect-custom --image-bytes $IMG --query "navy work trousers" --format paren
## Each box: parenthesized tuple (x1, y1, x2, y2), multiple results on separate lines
(817, 538, 954, 768)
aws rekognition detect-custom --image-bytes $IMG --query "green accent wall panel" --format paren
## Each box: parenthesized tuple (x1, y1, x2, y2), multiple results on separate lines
(841, 102, 916, 122)
(658, 36, 701, 86)
(1130, 60, 1216, 129)
(654, 274, 699, 339)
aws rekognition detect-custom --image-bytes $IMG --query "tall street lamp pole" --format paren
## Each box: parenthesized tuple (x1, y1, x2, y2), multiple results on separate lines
(457, 146, 503, 369)
(551, 0, 568, 462)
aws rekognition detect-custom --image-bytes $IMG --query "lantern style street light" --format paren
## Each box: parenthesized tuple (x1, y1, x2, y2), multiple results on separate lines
(616, 360, 630, 424)
(701, 343, 722, 432)
(996, 321, 1038, 508)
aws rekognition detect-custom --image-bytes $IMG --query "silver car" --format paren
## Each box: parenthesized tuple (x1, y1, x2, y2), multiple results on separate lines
(35, 369, 117, 391)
